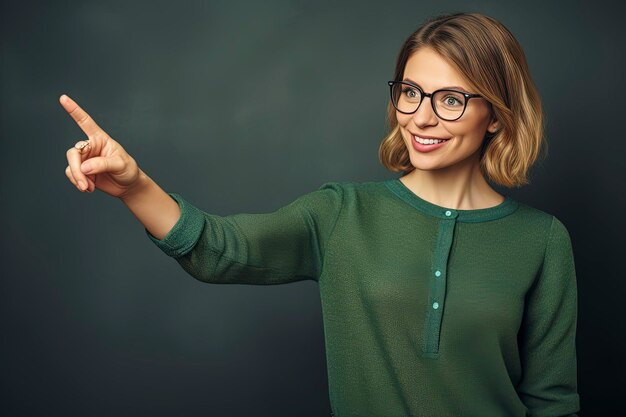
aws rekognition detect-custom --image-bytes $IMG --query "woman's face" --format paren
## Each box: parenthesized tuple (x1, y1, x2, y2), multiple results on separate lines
(396, 47, 499, 172)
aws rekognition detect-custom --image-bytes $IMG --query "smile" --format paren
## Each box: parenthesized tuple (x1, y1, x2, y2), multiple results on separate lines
(413, 135, 450, 145)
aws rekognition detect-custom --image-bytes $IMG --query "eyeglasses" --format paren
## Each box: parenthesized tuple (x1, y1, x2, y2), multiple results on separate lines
(387, 80, 483, 121)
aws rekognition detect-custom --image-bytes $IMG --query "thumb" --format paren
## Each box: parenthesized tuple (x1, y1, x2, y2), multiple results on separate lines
(81, 155, 124, 175)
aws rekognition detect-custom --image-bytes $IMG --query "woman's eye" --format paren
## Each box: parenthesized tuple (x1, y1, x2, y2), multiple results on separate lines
(443, 96, 461, 106)
(402, 88, 419, 98)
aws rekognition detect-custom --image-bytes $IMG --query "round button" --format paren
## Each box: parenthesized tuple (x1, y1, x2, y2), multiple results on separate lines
(433, 302, 439, 309)
(435, 270, 441, 277)
(445, 210, 452, 216)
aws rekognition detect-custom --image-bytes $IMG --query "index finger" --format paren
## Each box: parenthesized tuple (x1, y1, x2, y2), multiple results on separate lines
(59, 94, 103, 137)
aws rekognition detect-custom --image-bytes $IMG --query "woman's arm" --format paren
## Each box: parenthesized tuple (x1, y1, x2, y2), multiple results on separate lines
(516, 216, 580, 417)
(120, 169, 181, 241)
(144, 182, 344, 285)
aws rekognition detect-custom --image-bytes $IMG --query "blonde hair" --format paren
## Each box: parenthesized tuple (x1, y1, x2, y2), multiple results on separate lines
(378, 12, 547, 188)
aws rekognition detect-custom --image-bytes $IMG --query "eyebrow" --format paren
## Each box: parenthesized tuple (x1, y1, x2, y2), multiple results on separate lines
(402, 78, 469, 92)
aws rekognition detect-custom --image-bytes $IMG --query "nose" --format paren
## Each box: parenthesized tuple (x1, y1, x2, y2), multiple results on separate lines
(412, 95, 439, 127)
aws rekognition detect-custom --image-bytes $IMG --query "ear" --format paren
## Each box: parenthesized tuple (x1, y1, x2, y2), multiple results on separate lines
(487, 117, 500, 134)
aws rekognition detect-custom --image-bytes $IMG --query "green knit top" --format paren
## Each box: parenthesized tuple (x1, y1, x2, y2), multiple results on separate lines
(145, 178, 580, 417)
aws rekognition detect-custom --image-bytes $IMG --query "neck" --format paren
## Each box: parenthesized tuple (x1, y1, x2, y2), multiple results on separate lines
(400, 153, 504, 210)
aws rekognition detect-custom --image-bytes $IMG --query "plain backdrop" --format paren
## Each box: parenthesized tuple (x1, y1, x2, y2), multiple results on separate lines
(1, 0, 624, 416)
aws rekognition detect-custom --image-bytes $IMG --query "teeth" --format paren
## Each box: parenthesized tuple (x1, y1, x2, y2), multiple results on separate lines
(414, 135, 447, 145)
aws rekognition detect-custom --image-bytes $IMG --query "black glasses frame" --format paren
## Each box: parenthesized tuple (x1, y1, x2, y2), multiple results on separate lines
(387, 80, 483, 121)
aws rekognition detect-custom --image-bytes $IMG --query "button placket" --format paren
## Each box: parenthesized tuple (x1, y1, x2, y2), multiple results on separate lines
(423, 209, 458, 358)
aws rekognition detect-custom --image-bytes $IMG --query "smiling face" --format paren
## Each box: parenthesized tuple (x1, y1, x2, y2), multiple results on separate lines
(396, 47, 500, 172)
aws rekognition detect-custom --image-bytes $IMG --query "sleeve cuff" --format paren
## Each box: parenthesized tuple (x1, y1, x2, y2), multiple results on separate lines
(144, 192, 206, 258)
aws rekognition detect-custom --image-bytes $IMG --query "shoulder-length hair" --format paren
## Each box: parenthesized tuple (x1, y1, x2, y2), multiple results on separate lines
(379, 12, 547, 188)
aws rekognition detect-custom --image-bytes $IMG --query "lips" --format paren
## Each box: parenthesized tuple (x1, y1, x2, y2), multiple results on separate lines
(410, 132, 450, 141)
(410, 133, 450, 153)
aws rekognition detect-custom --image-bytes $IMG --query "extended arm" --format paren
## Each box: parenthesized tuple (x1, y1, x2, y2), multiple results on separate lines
(144, 182, 344, 285)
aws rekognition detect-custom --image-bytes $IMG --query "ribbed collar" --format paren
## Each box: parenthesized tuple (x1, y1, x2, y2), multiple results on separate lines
(384, 178, 519, 223)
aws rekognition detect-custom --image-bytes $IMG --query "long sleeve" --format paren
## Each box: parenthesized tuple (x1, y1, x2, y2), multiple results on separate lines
(145, 182, 344, 285)
(516, 216, 581, 417)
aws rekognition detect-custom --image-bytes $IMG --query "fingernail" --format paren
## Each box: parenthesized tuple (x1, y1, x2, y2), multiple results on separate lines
(78, 180, 86, 190)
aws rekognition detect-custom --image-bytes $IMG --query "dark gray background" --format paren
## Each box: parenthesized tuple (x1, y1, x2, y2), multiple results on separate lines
(1, 0, 624, 416)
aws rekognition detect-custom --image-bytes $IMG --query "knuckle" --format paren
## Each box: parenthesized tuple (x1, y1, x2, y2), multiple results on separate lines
(65, 166, 76, 184)
(76, 113, 91, 125)
(119, 154, 131, 171)
(69, 162, 83, 179)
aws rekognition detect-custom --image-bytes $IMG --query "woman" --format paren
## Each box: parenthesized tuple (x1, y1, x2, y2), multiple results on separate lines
(62, 11, 580, 417)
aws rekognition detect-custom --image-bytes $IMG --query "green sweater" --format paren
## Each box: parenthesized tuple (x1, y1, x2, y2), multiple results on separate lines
(145, 178, 580, 417)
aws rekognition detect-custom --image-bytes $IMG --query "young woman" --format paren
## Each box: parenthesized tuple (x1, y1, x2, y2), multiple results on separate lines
(62, 11, 580, 417)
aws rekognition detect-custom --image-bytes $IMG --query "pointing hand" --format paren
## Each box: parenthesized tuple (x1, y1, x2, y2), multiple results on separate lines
(61, 94, 142, 198)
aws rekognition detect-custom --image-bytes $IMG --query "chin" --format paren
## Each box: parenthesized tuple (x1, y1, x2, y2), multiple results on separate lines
(407, 154, 444, 171)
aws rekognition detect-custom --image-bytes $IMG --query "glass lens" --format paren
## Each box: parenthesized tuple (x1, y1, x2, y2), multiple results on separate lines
(433, 90, 466, 120)
(391, 83, 421, 113)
